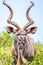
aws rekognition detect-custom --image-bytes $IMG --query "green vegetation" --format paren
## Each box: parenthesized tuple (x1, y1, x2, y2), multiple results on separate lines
(0, 32, 43, 65)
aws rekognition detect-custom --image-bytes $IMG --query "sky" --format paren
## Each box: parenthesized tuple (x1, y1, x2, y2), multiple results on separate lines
(0, 0, 43, 43)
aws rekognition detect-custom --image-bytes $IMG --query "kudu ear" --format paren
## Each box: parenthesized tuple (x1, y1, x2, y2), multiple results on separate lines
(27, 27, 37, 34)
(6, 26, 14, 34)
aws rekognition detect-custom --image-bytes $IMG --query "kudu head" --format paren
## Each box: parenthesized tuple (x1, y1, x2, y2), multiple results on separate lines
(3, 0, 37, 47)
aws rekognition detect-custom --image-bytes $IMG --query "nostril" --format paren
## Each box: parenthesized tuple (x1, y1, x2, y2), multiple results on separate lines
(22, 42, 25, 46)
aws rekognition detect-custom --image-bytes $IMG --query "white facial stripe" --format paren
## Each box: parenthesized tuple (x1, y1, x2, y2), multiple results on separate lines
(18, 35, 25, 37)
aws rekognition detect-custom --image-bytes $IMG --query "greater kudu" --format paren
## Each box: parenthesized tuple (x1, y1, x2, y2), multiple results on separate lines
(3, 0, 37, 65)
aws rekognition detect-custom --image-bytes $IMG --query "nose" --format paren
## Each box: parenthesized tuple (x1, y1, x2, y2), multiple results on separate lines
(21, 42, 25, 46)
(19, 43, 23, 50)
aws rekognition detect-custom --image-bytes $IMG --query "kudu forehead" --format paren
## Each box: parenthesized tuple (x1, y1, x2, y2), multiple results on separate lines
(17, 35, 26, 42)
(14, 35, 26, 42)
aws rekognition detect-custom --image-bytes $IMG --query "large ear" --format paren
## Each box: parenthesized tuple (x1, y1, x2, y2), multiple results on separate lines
(27, 27, 37, 34)
(6, 26, 14, 34)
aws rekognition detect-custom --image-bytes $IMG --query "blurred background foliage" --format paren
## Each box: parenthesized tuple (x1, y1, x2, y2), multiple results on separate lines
(0, 32, 43, 65)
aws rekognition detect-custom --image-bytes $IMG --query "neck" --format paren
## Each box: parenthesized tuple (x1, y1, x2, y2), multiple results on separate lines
(16, 48, 22, 65)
